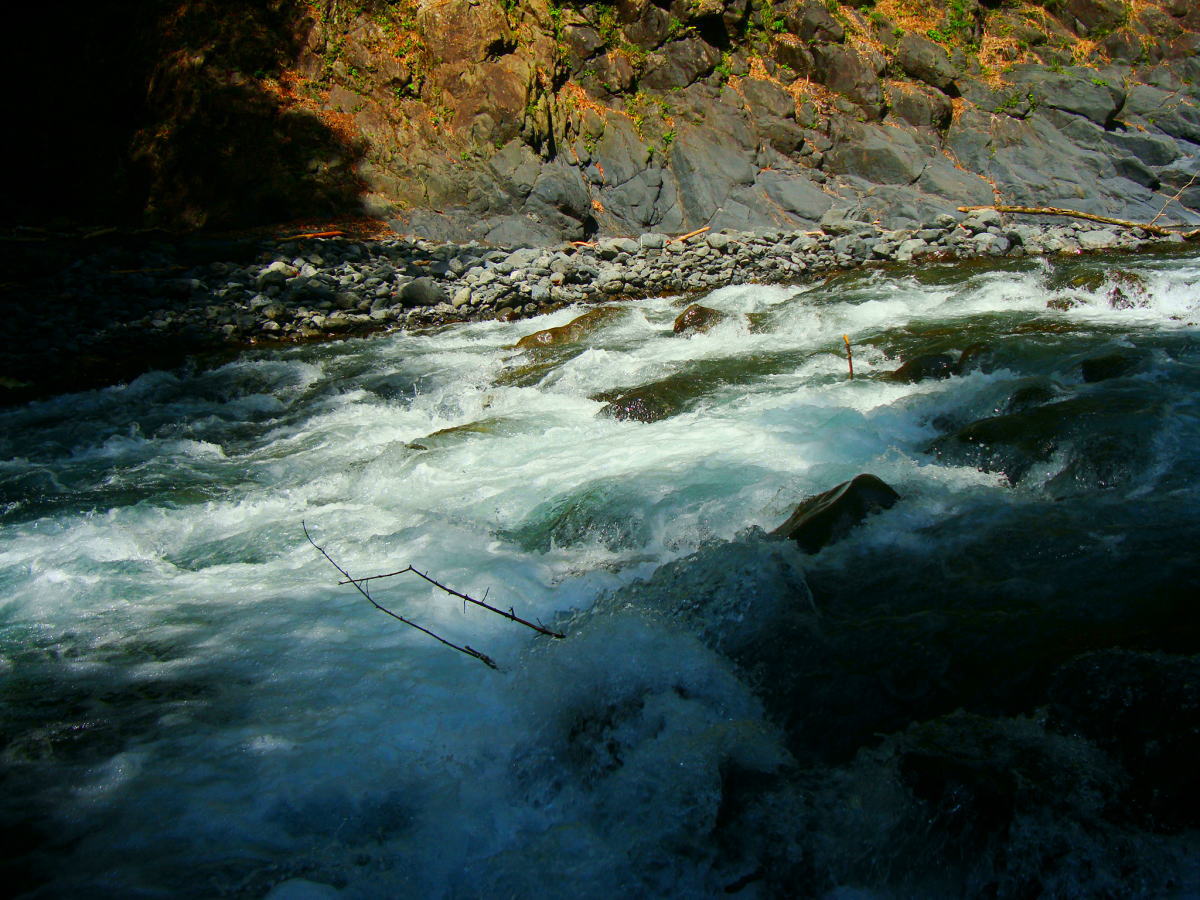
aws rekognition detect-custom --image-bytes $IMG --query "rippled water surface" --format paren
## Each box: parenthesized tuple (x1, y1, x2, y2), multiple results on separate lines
(2, 251, 1199, 897)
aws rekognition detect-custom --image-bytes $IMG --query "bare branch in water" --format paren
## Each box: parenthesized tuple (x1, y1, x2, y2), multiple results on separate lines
(340, 565, 566, 639)
(303, 522, 499, 670)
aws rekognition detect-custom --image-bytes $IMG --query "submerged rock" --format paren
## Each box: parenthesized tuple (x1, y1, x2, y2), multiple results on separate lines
(893, 711, 1119, 863)
(1046, 649, 1200, 829)
(673, 303, 726, 336)
(928, 390, 1155, 491)
(405, 417, 503, 450)
(502, 478, 650, 552)
(1080, 351, 1139, 383)
(889, 343, 993, 382)
(515, 306, 624, 350)
(772, 473, 900, 553)
(889, 352, 959, 382)
(595, 373, 701, 423)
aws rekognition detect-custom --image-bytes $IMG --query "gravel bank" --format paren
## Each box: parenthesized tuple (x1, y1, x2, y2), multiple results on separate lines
(1, 208, 1191, 405)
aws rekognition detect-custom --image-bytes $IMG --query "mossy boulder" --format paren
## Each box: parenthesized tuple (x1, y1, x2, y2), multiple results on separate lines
(515, 306, 625, 350)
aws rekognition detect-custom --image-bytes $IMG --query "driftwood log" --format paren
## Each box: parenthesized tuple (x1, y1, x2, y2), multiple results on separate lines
(958, 205, 1200, 240)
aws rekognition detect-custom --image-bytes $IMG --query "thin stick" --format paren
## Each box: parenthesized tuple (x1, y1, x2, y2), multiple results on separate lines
(843, 334, 854, 380)
(342, 565, 565, 639)
(303, 522, 499, 669)
(1148, 170, 1200, 227)
(672, 225, 711, 243)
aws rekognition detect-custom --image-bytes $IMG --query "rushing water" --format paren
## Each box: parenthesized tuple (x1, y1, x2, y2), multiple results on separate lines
(2, 251, 1200, 898)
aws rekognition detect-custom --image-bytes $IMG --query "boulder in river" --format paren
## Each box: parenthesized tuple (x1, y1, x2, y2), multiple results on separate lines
(595, 373, 700, 423)
(772, 473, 900, 553)
(890, 344, 990, 381)
(1046, 649, 1200, 830)
(1080, 351, 1139, 383)
(889, 352, 960, 382)
(515, 306, 624, 350)
(673, 303, 726, 336)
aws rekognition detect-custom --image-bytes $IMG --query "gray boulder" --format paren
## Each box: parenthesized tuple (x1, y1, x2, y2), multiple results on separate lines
(896, 33, 958, 94)
(785, 0, 845, 42)
(400, 277, 447, 307)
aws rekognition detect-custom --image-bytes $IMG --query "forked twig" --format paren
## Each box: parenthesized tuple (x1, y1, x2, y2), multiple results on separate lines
(1148, 169, 1200, 227)
(341, 565, 566, 639)
(303, 522, 499, 669)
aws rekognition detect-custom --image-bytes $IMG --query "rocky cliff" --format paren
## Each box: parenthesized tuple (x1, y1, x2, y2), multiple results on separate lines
(13, 0, 1200, 242)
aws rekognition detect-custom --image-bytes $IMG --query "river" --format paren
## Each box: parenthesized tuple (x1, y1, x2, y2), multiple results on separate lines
(2, 250, 1199, 897)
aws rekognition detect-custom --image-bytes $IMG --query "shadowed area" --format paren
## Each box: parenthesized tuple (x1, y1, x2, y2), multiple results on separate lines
(8, 0, 367, 230)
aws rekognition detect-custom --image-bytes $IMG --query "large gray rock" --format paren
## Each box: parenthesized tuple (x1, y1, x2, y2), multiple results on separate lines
(740, 77, 795, 119)
(1061, 0, 1129, 34)
(484, 215, 563, 247)
(887, 81, 953, 129)
(669, 129, 757, 225)
(640, 35, 721, 90)
(604, 166, 669, 230)
(895, 32, 958, 93)
(820, 205, 872, 234)
(759, 170, 834, 222)
(1009, 65, 1125, 128)
(811, 44, 886, 118)
(1101, 129, 1183, 167)
(785, 0, 845, 42)
(399, 276, 447, 307)
(825, 123, 927, 184)
(917, 159, 994, 206)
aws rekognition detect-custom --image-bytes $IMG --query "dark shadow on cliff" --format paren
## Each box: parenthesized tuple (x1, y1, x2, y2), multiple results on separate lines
(6, 0, 367, 230)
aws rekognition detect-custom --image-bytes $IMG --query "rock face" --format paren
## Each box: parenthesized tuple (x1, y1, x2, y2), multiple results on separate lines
(772, 474, 901, 553)
(16, 1, 1200, 236)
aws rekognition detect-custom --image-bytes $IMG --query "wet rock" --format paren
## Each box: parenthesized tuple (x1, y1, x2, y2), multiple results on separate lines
(895, 712, 1118, 861)
(1004, 381, 1059, 413)
(595, 374, 700, 423)
(771, 473, 900, 553)
(514, 306, 624, 350)
(673, 303, 726, 335)
(405, 417, 503, 451)
(928, 391, 1154, 491)
(889, 352, 959, 382)
(1080, 351, 1138, 382)
(1046, 649, 1200, 828)
(503, 478, 650, 552)
(1105, 270, 1150, 309)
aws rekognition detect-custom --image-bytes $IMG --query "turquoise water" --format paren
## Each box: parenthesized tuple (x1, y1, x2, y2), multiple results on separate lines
(1, 251, 1199, 897)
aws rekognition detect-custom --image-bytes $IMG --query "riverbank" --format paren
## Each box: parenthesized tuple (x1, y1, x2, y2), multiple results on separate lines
(0, 208, 1194, 406)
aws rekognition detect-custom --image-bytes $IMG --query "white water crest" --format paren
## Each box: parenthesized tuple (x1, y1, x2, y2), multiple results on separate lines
(2, 251, 1200, 897)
